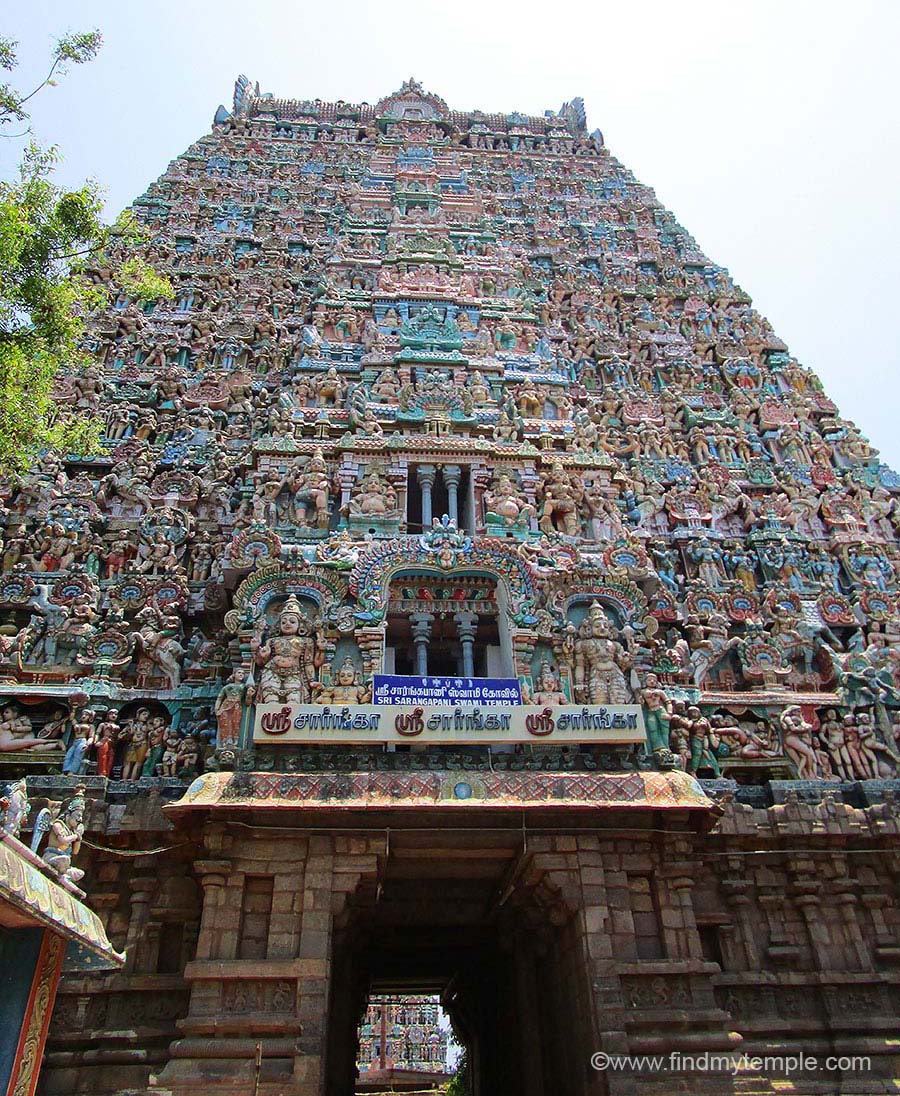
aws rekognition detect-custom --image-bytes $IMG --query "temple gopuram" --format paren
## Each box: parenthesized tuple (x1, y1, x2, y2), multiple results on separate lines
(0, 77, 898, 1095)
(356, 994, 449, 1084)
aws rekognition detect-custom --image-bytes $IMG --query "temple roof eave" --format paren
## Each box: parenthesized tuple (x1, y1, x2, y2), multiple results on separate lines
(0, 832, 125, 969)
(164, 769, 716, 825)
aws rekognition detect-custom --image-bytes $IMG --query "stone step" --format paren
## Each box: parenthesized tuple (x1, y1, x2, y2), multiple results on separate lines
(733, 1077, 795, 1094)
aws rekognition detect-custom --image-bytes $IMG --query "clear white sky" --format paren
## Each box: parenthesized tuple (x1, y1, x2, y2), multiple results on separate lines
(4, 0, 899, 467)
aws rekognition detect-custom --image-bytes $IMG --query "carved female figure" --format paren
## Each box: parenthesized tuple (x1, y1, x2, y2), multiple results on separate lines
(215, 670, 253, 746)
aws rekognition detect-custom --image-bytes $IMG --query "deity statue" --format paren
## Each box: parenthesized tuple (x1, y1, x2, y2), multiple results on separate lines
(538, 461, 583, 537)
(779, 705, 819, 779)
(525, 661, 568, 705)
(312, 365, 345, 407)
(42, 787, 86, 888)
(94, 711, 120, 778)
(253, 595, 326, 704)
(347, 471, 400, 519)
(688, 536, 726, 589)
(492, 406, 522, 442)
(141, 714, 169, 777)
(120, 708, 151, 780)
(681, 705, 722, 775)
(516, 379, 543, 416)
(312, 657, 371, 704)
(62, 709, 96, 776)
(315, 529, 359, 568)
(467, 370, 493, 406)
(290, 448, 332, 529)
(371, 368, 399, 401)
(573, 603, 633, 704)
(354, 405, 385, 438)
(483, 472, 535, 531)
(159, 730, 183, 777)
(130, 604, 185, 688)
(636, 672, 677, 766)
(0, 703, 62, 753)
(584, 486, 623, 542)
(711, 714, 780, 761)
(1, 777, 29, 837)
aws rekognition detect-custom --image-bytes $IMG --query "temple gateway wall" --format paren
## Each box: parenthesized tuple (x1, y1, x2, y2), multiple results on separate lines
(0, 78, 897, 1095)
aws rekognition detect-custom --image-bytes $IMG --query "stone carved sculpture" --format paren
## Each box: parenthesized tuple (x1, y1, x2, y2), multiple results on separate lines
(0, 75, 895, 799)
(573, 603, 633, 704)
(1, 777, 29, 837)
(312, 657, 371, 704)
(41, 786, 86, 888)
(253, 596, 326, 704)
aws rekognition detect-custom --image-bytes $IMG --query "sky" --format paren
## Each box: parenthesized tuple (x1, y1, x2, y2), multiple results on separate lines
(3, 0, 899, 467)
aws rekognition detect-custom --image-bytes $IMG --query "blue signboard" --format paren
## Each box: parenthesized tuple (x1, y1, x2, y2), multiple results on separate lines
(373, 675, 522, 706)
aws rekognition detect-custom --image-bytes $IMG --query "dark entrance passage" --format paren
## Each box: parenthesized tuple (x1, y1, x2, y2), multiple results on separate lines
(325, 830, 599, 1096)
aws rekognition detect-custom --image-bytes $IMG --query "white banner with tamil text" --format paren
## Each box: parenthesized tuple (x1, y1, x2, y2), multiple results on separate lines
(253, 703, 645, 745)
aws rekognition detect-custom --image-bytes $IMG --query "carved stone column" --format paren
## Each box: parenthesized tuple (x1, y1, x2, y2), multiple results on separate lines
(417, 464, 436, 529)
(861, 889, 900, 964)
(354, 625, 386, 679)
(470, 465, 492, 533)
(192, 858, 232, 962)
(454, 610, 479, 677)
(124, 872, 158, 974)
(410, 612, 434, 677)
(519, 466, 541, 532)
(830, 866, 870, 971)
(720, 860, 760, 970)
(337, 460, 358, 527)
(294, 837, 335, 1094)
(443, 464, 461, 528)
(510, 629, 538, 680)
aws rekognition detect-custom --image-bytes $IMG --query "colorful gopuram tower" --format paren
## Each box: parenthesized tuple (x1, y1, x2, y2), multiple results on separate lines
(0, 78, 898, 1096)
(356, 995, 449, 1080)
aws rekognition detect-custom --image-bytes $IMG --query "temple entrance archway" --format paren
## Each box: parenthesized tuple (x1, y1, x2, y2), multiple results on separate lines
(325, 828, 601, 1096)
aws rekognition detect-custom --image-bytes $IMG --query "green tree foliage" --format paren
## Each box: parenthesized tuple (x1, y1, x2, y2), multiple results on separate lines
(0, 31, 172, 474)
(445, 1049, 470, 1095)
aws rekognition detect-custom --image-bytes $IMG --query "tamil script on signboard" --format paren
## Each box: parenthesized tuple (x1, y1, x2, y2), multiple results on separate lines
(253, 702, 645, 745)
(373, 675, 522, 706)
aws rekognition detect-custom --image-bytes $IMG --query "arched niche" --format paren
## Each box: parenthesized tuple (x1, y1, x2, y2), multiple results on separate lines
(558, 576, 648, 630)
(225, 562, 350, 632)
(349, 534, 539, 628)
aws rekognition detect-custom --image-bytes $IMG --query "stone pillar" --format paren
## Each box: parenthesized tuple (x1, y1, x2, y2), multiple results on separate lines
(294, 838, 335, 1095)
(410, 613, 434, 677)
(509, 629, 538, 683)
(192, 858, 232, 961)
(786, 857, 829, 971)
(832, 883, 870, 971)
(656, 854, 704, 960)
(861, 889, 898, 957)
(470, 465, 492, 533)
(511, 935, 544, 1096)
(123, 872, 157, 974)
(337, 461, 358, 528)
(354, 625, 386, 679)
(720, 866, 760, 970)
(443, 464, 461, 528)
(454, 611, 479, 677)
(519, 467, 541, 533)
(417, 464, 436, 530)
